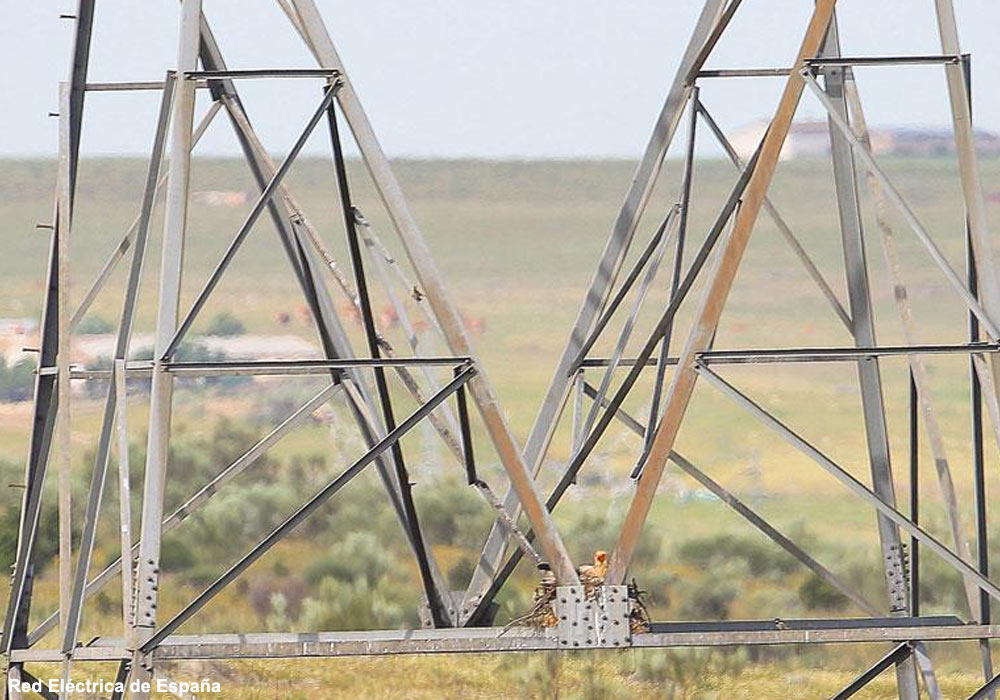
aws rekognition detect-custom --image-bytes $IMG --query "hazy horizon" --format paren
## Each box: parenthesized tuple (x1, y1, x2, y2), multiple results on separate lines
(3, 1, 1000, 159)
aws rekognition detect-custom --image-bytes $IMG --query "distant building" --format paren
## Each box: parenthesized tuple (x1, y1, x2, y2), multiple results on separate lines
(0, 318, 37, 336)
(728, 120, 1000, 161)
(192, 190, 249, 207)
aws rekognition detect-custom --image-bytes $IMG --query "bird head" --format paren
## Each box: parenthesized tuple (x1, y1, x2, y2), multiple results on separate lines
(594, 550, 608, 574)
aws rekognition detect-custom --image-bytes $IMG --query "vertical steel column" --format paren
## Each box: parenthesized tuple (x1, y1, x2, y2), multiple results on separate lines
(820, 14, 908, 609)
(970, 159, 994, 689)
(819, 22, 918, 695)
(608, 0, 838, 584)
(289, 0, 578, 585)
(132, 0, 202, 659)
(909, 373, 919, 618)
(55, 84, 74, 665)
(65, 0, 95, 193)
(114, 359, 134, 642)
(60, 73, 175, 656)
(842, 68, 979, 622)
(934, 3, 1000, 487)
(0, 0, 98, 635)
(1, 231, 59, 658)
(455, 367, 477, 485)
(326, 103, 452, 627)
(963, 52, 995, 690)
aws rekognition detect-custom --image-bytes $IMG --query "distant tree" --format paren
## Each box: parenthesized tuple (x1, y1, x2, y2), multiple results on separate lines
(77, 315, 115, 335)
(0, 356, 35, 402)
(126, 343, 250, 392)
(205, 312, 246, 337)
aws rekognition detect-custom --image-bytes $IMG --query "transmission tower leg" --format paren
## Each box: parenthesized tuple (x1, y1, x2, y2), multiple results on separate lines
(819, 17, 919, 699)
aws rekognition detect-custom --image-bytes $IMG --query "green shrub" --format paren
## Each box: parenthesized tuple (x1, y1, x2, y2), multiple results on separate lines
(798, 575, 849, 611)
(676, 533, 797, 578)
(413, 481, 490, 549)
(77, 315, 114, 334)
(676, 579, 739, 619)
(304, 532, 395, 587)
(300, 576, 406, 631)
(0, 501, 61, 571)
(0, 356, 35, 402)
(160, 537, 197, 571)
(205, 312, 246, 337)
(448, 556, 475, 590)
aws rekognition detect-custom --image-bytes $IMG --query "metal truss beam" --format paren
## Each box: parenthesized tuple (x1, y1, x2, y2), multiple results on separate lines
(287, 0, 580, 588)
(2, 0, 96, 669)
(138, 366, 475, 654)
(194, 13, 456, 625)
(60, 71, 176, 657)
(608, 0, 839, 584)
(464, 139, 764, 625)
(831, 643, 913, 700)
(461, 0, 730, 611)
(15, 620, 1000, 663)
(697, 365, 1000, 602)
(820, 19, 918, 694)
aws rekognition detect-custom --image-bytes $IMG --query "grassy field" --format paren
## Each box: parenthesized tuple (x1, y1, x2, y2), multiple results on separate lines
(3, 155, 1000, 696)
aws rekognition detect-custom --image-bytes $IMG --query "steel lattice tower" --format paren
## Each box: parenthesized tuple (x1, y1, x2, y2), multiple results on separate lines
(6, 2, 1000, 699)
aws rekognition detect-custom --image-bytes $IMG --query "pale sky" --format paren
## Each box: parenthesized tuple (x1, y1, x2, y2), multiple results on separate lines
(2, 1, 1000, 158)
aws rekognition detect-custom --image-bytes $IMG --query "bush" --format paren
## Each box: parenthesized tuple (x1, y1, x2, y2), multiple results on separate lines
(183, 481, 300, 557)
(676, 533, 797, 578)
(300, 576, 406, 631)
(676, 579, 739, 619)
(205, 312, 246, 337)
(798, 575, 849, 611)
(160, 537, 197, 571)
(414, 481, 490, 549)
(121, 343, 251, 394)
(448, 556, 475, 590)
(77, 315, 114, 335)
(305, 532, 395, 587)
(0, 501, 61, 571)
(0, 356, 35, 402)
(249, 574, 308, 625)
(174, 342, 251, 392)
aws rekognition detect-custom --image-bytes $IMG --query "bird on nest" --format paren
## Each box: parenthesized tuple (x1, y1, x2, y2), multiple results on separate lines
(578, 550, 608, 597)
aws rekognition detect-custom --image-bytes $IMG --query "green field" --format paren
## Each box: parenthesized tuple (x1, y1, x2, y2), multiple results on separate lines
(2, 155, 1000, 697)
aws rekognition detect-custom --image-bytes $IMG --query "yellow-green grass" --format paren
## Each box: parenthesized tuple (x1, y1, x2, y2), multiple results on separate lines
(3, 156, 1000, 689)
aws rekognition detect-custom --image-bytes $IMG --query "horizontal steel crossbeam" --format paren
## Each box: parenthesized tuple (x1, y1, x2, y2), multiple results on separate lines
(63, 357, 472, 379)
(13, 618, 1000, 662)
(185, 68, 339, 79)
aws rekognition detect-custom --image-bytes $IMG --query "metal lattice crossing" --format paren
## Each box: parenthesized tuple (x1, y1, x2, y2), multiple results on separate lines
(6, 1, 1000, 699)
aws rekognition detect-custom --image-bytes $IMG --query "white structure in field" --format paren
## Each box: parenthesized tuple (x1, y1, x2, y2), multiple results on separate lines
(729, 119, 1000, 161)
